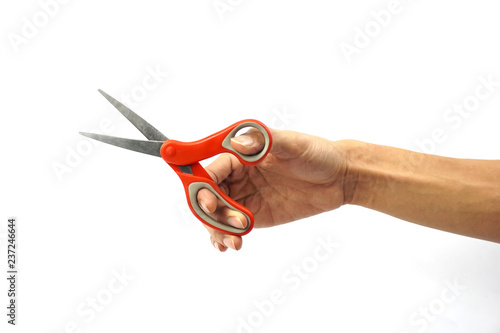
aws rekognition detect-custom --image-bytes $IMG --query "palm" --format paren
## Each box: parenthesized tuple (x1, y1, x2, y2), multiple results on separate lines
(219, 131, 347, 228)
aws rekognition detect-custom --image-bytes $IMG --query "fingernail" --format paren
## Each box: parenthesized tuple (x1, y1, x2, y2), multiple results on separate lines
(223, 237, 237, 250)
(231, 135, 254, 147)
(227, 216, 244, 229)
(213, 242, 220, 251)
(200, 201, 210, 214)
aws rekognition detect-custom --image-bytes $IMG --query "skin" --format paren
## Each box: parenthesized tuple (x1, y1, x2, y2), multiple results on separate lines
(197, 128, 500, 251)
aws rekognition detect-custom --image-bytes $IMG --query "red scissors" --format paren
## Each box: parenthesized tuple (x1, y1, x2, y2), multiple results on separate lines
(80, 90, 272, 236)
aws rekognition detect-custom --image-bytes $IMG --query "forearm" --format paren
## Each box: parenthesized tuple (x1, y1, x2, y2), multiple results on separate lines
(338, 140, 500, 243)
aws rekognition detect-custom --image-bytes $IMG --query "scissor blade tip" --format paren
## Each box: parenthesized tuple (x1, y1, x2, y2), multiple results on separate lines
(98, 90, 116, 103)
(79, 132, 93, 138)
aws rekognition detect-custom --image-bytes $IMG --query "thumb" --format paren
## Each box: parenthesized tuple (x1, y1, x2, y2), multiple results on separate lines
(230, 128, 266, 155)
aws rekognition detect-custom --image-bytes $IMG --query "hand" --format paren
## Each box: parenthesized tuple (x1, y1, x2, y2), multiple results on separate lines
(197, 128, 349, 251)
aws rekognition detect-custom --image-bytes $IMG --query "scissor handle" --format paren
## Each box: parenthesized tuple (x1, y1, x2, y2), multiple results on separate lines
(161, 119, 272, 167)
(161, 119, 272, 236)
(169, 163, 255, 236)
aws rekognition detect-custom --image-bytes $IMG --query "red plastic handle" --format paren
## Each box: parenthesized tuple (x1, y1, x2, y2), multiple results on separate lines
(168, 162, 255, 236)
(161, 120, 272, 236)
(161, 119, 272, 166)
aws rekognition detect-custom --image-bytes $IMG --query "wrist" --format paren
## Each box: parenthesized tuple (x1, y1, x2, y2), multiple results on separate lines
(334, 139, 374, 207)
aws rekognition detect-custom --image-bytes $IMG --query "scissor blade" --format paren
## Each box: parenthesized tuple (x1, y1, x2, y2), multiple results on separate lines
(98, 89, 168, 141)
(79, 132, 163, 157)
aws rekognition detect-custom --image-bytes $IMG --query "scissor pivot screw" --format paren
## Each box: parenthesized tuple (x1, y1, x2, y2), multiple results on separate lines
(165, 146, 176, 158)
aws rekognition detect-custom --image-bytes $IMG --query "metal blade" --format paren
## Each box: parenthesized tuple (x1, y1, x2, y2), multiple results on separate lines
(79, 132, 163, 157)
(179, 165, 193, 174)
(98, 89, 168, 141)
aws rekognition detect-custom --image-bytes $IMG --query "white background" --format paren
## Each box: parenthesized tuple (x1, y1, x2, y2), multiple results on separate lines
(1, 0, 500, 332)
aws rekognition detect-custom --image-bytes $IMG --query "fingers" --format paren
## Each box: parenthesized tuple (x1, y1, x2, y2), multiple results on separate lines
(205, 128, 271, 185)
(231, 127, 300, 160)
(207, 226, 243, 251)
(197, 188, 218, 216)
(197, 154, 245, 252)
(203, 154, 238, 189)
(198, 128, 271, 252)
(210, 235, 228, 252)
(230, 128, 267, 155)
(198, 189, 248, 228)
(197, 188, 248, 251)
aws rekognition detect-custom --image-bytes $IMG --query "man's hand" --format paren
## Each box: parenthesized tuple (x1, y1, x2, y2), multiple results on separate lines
(197, 128, 349, 251)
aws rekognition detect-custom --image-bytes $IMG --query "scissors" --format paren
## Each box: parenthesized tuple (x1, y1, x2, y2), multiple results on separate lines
(80, 90, 272, 236)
